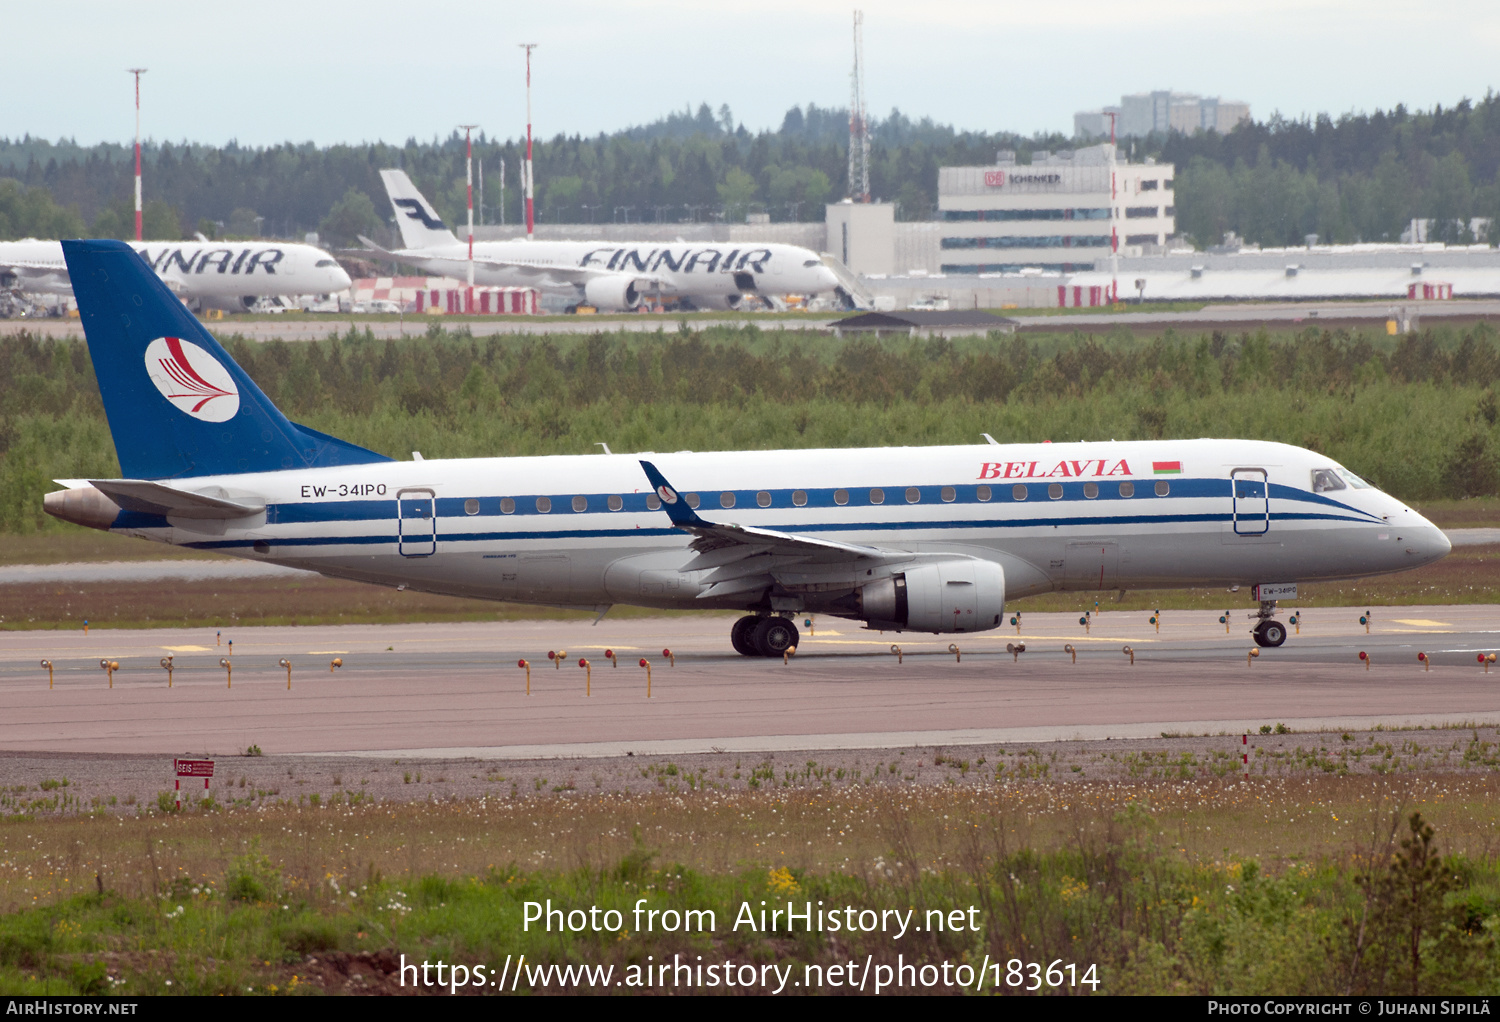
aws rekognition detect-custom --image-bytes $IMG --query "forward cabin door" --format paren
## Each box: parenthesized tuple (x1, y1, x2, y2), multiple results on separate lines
(397, 488, 436, 557)
(1231, 469, 1270, 536)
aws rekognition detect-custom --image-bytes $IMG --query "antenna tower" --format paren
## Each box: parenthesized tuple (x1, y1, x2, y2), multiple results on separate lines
(848, 11, 870, 202)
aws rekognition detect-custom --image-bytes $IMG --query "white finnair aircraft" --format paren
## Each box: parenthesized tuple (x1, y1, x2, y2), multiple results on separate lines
(358, 169, 842, 311)
(45, 240, 1450, 655)
(0, 238, 351, 311)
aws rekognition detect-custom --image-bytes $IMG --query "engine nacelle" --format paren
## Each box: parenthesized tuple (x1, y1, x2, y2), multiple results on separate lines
(583, 276, 642, 311)
(858, 559, 1005, 634)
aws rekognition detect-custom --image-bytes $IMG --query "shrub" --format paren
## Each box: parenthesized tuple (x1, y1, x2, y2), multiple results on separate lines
(224, 841, 281, 903)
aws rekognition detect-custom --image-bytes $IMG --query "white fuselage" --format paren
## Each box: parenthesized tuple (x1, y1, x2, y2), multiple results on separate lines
(388, 239, 840, 306)
(0, 239, 352, 308)
(97, 438, 1449, 623)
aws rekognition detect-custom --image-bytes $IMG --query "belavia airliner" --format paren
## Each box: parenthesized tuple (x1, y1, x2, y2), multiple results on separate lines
(45, 240, 1450, 655)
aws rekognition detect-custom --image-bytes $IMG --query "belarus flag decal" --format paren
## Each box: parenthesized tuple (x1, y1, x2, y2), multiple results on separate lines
(1152, 461, 1183, 474)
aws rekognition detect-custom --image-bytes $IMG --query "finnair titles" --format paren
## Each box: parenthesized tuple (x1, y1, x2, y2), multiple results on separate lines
(44, 239, 1450, 657)
(0, 238, 351, 311)
(360, 170, 842, 311)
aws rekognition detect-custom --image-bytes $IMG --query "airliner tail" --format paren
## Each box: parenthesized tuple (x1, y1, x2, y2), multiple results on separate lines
(60, 239, 391, 480)
(379, 169, 461, 250)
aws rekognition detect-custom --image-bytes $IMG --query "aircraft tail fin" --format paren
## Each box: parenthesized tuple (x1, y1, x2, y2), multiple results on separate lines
(379, 169, 460, 250)
(61, 239, 392, 480)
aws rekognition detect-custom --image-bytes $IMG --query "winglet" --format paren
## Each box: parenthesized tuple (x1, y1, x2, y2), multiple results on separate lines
(639, 460, 709, 528)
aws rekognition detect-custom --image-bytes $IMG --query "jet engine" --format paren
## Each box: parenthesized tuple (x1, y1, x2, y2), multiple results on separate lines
(857, 559, 1005, 634)
(583, 276, 642, 311)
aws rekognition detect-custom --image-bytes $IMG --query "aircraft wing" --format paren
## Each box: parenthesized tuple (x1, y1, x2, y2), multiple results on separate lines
(352, 237, 670, 289)
(469, 258, 671, 289)
(0, 259, 69, 282)
(639, 460, 901, 599)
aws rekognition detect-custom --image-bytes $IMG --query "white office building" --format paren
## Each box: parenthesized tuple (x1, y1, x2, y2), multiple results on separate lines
(937, 145, 1175, 277)
(1075, 91, 1250, 140)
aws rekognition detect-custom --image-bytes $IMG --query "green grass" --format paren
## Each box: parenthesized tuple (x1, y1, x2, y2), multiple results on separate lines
(1412, 497, 1500, 529)
(3, 777, 1499, 995)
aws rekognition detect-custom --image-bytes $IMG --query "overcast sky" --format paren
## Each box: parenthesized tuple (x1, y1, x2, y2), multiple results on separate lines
(5, 1, 1500, 147)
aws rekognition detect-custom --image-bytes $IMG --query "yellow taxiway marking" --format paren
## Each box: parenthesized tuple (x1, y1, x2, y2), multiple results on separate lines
(160, 645, 211, 652)
(1391, 619, 1452, 628)
(573, 645, 641, 651)
(306, 650, 350, 654)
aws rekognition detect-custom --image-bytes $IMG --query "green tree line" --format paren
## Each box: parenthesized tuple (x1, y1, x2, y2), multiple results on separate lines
(1, 325, 1496, 533)
(1158, 95, 1500, 246)
(9, 95, 1500, 247)
(0, 104, 1040, 243)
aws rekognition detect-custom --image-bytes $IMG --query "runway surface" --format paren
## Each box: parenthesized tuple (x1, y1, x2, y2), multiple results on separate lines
(0, 559, 307, 584)
(1, 606, 1496, 759)
(9, 298, 1500, 342)
(1013, 299, 1500, 332)
(8, 295, 1500, 342)
(0, 316, 833, 342)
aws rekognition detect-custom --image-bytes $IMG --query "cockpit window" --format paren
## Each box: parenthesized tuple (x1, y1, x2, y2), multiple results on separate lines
(1310, 469, 1346, 493)
(803, 259, 820, 267)
(1334, 467, 1372, 489)
(315, 259, 337, 267)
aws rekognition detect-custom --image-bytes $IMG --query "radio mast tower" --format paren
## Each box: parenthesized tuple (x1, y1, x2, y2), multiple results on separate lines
(519, 43, 537, 240)
(847, 11, 871, 202)
(127, 68, 147, 240)
(458, 124, 479, 307)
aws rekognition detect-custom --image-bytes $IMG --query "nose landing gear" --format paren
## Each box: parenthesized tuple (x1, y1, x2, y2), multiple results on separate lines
(730, 614, 802, 657)
(1251, 600, 1288, 647)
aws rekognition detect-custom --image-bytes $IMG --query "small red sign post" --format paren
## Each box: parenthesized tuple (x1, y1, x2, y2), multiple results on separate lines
(174, 758, 214, 809)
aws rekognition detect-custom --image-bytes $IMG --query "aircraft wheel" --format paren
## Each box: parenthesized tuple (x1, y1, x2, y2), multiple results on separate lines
(752, 616, 801, 657)
(730, 616, 761, 656)
(1253, 620, 1288, 648)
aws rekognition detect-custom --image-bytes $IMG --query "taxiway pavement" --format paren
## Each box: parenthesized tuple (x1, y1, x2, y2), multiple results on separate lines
(0, 606, 1496, 759)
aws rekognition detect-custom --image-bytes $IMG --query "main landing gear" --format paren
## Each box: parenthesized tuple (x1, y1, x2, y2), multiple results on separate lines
(1252, 601, 1288, 648)
(731, 615, 801, 657)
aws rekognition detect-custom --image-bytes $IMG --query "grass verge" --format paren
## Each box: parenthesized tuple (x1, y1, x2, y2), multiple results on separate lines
(2, 773, 1499, 995)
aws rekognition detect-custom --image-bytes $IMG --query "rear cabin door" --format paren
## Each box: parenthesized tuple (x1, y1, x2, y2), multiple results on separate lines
(1231, 469, 1270, 536)
(397, 488, 436, 557)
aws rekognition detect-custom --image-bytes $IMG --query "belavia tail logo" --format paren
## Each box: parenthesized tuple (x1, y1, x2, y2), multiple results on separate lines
(144, 337, 240, 422)
(656, 484, 678, 505)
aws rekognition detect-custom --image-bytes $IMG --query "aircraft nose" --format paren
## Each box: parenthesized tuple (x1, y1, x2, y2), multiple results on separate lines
(330, 264, 352, 290)
(1406, 524, 1452, 565)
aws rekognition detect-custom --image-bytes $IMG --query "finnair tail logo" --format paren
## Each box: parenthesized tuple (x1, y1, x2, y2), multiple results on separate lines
(393, 198, 447, 231)
(144, 337, 240, 422)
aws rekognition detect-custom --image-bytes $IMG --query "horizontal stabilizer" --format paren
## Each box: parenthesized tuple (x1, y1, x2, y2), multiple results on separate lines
(88, 479, 265, 520)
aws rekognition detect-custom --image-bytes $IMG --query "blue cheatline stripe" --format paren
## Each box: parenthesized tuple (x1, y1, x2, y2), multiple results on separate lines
(255, 477, 1382, 527)
(174, 508, 1373, 553)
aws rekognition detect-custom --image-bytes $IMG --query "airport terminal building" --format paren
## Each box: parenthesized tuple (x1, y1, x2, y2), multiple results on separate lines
(937, 145, 1175, 275)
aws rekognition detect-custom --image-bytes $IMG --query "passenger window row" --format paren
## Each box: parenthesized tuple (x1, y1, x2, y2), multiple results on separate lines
(1006, 480, 1163, 500)
(463, 480, 1171, 515)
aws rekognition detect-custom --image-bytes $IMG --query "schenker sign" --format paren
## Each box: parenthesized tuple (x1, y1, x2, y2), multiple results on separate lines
(984, 171, 1063, 187)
